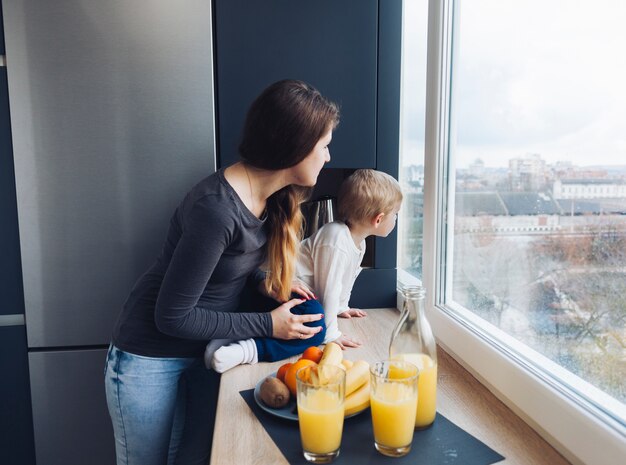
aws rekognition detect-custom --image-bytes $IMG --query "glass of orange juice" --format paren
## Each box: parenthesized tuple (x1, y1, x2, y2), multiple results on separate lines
(296, 365, 346, 463)
(370, 360, 419, 457)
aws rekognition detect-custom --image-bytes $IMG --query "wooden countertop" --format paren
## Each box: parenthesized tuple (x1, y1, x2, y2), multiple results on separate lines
(210, 308, 570, 465)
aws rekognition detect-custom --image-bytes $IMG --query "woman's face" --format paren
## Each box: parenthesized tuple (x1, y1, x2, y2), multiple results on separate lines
(290, 129, 332, 187)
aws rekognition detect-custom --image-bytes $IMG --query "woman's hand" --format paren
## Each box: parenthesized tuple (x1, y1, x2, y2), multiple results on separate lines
(290, 280, 316, 300)
(338, 308, 367, 318)
(333, 334, 362, 349)
(270, 298, 323, 340)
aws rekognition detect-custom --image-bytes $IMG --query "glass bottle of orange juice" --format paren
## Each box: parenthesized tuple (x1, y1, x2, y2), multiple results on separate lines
(389, 285, 438, 429)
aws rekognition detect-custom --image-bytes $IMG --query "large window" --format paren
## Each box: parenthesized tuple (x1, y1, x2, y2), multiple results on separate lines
(400, 0, 626, 462)
(450, 0, 626, 405)
(398, 0, 428, 281)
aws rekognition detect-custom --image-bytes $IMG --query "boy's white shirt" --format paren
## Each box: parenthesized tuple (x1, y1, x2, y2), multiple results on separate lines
(297, 221, 366, 343)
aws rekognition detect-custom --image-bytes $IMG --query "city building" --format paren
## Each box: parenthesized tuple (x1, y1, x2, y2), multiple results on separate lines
(509, 154, 549, 192)
(553, 179, 626, 199)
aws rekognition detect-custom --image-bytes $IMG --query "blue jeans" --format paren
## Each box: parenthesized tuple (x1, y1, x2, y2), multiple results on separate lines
(255, 298, 326, 361)
(104, 345, 218, 465)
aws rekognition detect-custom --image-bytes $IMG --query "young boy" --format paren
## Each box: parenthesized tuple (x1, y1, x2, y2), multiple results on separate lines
(209, 169, 403, 372)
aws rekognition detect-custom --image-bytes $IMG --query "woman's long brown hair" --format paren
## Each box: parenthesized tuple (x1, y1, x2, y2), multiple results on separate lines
(263, 185, 310, 301)
(239, 80, 339, 301)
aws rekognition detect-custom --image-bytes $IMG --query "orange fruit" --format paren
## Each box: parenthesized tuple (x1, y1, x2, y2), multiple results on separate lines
(276, 362, 292, 383)
(302, 346, 323, 364)
(284, 359, 316, 396)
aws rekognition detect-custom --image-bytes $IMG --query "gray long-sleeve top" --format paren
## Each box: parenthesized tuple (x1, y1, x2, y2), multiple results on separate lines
(112, 169, 273, 358)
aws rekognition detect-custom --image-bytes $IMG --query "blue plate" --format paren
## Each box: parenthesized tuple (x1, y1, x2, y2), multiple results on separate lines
(253, 372, 365, 421)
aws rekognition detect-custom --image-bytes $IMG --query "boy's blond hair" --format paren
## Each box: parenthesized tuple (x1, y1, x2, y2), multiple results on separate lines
(337, 169, 403, 226)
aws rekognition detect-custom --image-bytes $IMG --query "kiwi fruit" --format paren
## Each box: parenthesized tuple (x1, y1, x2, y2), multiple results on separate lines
(259, 377, 290, 408)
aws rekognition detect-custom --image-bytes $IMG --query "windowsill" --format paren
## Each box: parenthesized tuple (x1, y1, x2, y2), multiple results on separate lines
(421, 297, 626, 465)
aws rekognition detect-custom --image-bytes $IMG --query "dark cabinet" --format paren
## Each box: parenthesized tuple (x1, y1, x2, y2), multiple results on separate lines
(1, 68, 25, 317)
(0, 5, 5, 55)
(1, 7, 35, 464)
(213, 0, 378, 169)
(212, 0, 402, 307)
(0, 327, 35, 465)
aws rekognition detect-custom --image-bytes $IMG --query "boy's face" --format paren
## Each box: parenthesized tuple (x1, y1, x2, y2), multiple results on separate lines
(375, 203, 401, 237)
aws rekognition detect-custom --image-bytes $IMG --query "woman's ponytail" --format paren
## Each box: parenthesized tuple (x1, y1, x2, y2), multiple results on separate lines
(264, 185, 311, 302)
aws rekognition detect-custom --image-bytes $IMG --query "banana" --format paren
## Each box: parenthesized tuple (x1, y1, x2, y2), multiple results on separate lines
(344, 378, 370, 416)
(345, 360, 370, 396)
(318, 342, 343, 367)
(341, 359, 354, 370)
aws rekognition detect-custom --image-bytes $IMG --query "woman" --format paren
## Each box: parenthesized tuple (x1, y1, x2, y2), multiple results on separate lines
(105, 79, 339, 465)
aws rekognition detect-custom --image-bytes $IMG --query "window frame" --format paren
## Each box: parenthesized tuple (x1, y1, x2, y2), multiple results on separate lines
(407, 1, 626, 463)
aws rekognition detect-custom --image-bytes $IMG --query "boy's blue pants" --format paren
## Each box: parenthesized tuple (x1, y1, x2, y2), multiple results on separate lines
(252, 296, 326, 362)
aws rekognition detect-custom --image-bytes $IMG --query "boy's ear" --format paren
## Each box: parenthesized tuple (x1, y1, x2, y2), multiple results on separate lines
(372, 212, 385, 227)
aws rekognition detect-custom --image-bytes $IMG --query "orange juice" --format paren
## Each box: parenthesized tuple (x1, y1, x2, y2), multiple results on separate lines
(370, 382, 418, 448)
(298, 389, 344, 454)
(394, 353, 437, 428)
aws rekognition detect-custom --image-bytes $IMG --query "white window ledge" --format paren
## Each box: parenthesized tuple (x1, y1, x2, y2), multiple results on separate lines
(397, 279, 626, 465)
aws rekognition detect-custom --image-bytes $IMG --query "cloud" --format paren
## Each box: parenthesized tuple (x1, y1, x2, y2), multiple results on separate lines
(401, 0, 626, 167)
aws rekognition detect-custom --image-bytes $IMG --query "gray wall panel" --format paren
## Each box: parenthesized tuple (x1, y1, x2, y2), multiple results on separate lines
(4, 0, 216, 347)
(29, 349, 114, 465)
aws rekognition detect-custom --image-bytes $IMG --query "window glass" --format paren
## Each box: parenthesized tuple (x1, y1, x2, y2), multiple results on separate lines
(449, 0, 626, 405)
(398, 0, 428, 280)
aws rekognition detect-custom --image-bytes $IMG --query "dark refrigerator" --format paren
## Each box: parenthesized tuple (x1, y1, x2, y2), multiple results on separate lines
(3, 1, 215, 463)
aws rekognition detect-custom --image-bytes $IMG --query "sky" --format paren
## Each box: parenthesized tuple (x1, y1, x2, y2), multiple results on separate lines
(400, 0, 626, 169)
